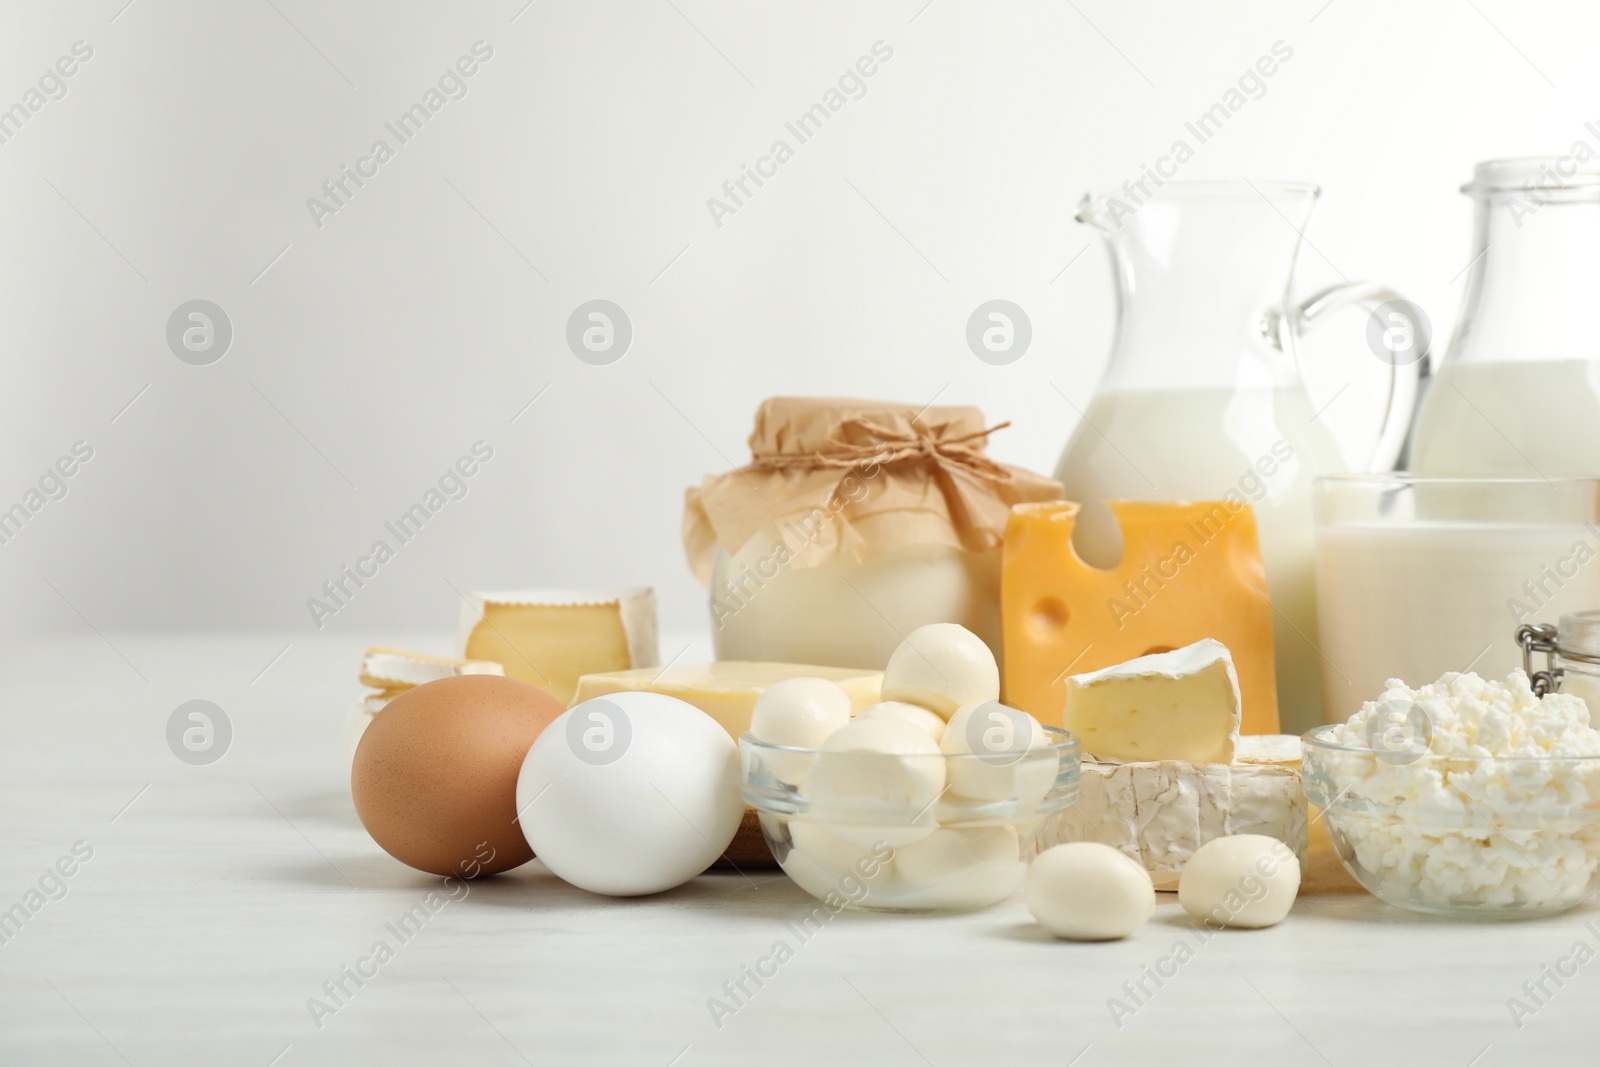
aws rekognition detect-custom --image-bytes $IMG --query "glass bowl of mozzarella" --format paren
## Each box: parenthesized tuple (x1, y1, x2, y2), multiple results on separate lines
(1302, 670, 1600, 918)
(741, 714, 1079, 912)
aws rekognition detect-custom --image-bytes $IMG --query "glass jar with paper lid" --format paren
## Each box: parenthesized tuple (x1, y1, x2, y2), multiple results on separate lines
(683, 397, 1063, 670)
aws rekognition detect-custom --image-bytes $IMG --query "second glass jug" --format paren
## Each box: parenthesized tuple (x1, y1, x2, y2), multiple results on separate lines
(1409, 156, 1600, 476)
(1055, 181, 1420, 732)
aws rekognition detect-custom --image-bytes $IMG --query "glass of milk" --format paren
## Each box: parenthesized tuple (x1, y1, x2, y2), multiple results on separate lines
(1409, 157, 1600, 476)
(1314, 475, 1600, 721)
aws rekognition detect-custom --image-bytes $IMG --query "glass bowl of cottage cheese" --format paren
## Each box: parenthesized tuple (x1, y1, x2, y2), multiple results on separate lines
(1303, 670, 1600, 917)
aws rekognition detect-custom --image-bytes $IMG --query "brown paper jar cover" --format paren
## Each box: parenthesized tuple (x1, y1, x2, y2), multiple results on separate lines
(682, 396, 1063, 583)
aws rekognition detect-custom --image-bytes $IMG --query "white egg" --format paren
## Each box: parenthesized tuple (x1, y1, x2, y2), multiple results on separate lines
(800, 718, 944, 849)
(855, 700, 946, 741)
(1178, 834, 1301, 929)
(517, 692, 743, 896)
(1026, 842, 1155, 940)
(940, 701, 1055, 805)
(881, 623, 999, 719)
(748, 677, 854, 785)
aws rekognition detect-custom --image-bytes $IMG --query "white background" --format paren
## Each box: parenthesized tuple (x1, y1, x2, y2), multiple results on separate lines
(1, 0, 1593, 649)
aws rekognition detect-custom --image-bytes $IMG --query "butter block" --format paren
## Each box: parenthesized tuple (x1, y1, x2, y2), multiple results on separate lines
(459, 588, 657, 704)
(570, 661, 882, 739)
(1064, 639, 1241, 764)
(1002, 500, 1279, 735)
(1035, 756, 1306, 891)
(358, 645, 504, 690)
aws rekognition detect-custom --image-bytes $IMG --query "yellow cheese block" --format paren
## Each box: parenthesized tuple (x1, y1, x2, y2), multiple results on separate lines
(1002, 500, 1279, 735)
(459, 589, 658, 704)
(570, 661, 883, 739)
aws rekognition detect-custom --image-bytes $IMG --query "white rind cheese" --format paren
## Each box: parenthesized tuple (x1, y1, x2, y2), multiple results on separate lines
(457, 588, 658, 670)
(1064, 639, 1242, 765)
(1034, 755, 1306, 891)
(457, 588, 659, 703)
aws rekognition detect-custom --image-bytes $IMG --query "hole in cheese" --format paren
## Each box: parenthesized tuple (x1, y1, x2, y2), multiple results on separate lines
(1030, 597, 1069, 635)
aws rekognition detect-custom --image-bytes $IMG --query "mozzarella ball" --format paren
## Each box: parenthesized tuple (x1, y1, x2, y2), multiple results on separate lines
(890, 837, 1026, 910)
(1026, 842, 1155, 940)
(1178, 835, 1301, 929)
(881, 623, 999, 719)
(775, 843, 852, 902)
(940, 701, 1054, 804)
(786, 817, 896, 896)
(749, 677, 854, 785)
(855, 700, 946, 741)
(894, 825, 1020, 886)
(890, 865, 1026, 911)
(801, 719, 944, 849)
(517, 693, 743, 896)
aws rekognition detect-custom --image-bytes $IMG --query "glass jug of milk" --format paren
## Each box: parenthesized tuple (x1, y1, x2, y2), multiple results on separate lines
(1409, 157, 1600, 476)
(1056, 181, 1422, 731)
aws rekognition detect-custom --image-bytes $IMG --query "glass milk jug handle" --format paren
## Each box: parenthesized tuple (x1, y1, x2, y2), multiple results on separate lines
(1292, 282, 1426, 472)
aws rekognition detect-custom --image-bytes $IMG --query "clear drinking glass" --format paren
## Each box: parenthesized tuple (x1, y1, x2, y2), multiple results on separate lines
(1313, 474, 1600, 721)
(1409, 157, 1600, 476)
(1058, 181, 1421, 731)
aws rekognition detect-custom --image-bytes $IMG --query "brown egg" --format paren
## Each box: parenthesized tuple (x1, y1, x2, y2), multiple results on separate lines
(352, 674, 563, 877)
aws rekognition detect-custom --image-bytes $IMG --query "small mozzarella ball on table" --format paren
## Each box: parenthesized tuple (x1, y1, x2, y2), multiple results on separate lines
(855, 700, 946, 742)
(940, 701, 1054, 805)
(1178, 834, 1301, 929)
(749, 677, 854, 785)
(801, 718, 944, 849)
(1026, 842, 1155, 940)
(881, 623, 999, 719)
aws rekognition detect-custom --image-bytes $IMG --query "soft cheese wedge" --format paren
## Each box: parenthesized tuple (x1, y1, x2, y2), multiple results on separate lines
(570, 661, 882, 740)
(1064, 639, 1241, 764)
(459, 588, 658, 703)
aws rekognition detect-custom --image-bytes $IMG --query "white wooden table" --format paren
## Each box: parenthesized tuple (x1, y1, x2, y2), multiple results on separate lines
(1, 633, 1592, 1065)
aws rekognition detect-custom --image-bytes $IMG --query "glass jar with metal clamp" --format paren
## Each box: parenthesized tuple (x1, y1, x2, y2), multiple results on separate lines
(1519, 612, 1600, 708)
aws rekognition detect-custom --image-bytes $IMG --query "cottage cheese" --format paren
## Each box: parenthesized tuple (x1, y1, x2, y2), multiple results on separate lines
(1320, 671, 1600, 911)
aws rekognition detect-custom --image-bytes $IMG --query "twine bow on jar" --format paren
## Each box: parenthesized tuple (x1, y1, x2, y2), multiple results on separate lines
(746, 415, 1016, 485)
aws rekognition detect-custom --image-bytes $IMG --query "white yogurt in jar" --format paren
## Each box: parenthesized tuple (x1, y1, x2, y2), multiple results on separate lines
(709, 527, 999, 670)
